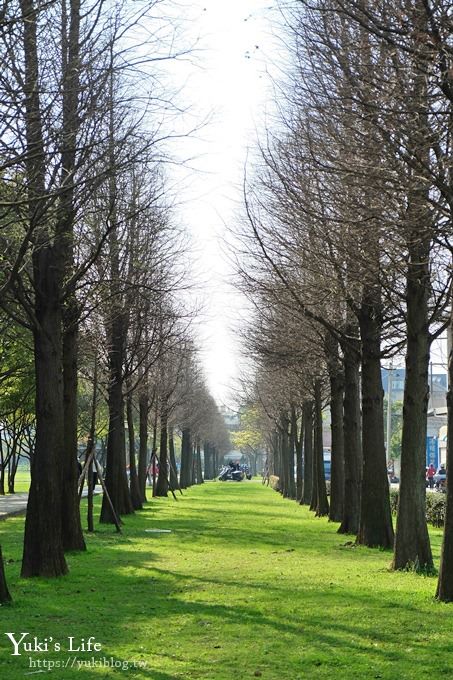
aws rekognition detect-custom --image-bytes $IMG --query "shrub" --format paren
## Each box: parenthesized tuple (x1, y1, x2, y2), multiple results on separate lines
(426, 493, 446, 528)
(389, 488, 446, 527)
(390, 489, 399, 515)
(269, 475, 280, 492)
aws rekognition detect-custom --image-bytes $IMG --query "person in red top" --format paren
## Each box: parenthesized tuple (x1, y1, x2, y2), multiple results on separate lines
(427, 463, 436, 489)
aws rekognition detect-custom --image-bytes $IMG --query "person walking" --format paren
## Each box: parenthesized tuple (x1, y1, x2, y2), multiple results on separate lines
(427, 463, 436, 489)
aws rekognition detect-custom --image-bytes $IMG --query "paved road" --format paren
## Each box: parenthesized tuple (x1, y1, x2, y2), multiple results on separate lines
(0, 487, 101, 520)
(0, 492, 29, 519)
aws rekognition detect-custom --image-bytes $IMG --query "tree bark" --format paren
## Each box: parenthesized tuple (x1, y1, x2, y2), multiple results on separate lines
(326, 336, 345, 523)
(301, 401, 313, 505)
(338, 337, 362, 535)
(169, 428, 179, 490)
(195, 440, 203, 484)
(61, 312, 86, 551)
(311, 380, 329, 517)
(0, 546, 11, 603)
(357, 296, 394, 548)
(85, 357, 98, 533)
(180, 428, 192, 489)
(279, 416, 289, 497)
(288, 407, 298, 500)
(22, 298, 68, 576)
(155, 400, 169, 496)
(293, 406, 303, 502)
(203, 441, 212, 480)
(100, 355, 133, 521)
(20, 0, 68, 578)
(59, 0, 85, 553)
(437, 317, 453, 600)
(100, 61, 133, 523)
(190, 444, 196, 486)
(393, 231, 433, 571)
(212, 446, 218, 479)
(138, 391, 149, 503)
(126, 395, 143, 510)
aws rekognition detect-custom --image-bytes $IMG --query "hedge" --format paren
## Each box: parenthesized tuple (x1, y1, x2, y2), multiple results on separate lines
(390, 489, 446, 528)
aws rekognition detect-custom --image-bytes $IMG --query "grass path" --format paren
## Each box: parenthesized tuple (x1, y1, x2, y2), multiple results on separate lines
(0, 481, 452, 679)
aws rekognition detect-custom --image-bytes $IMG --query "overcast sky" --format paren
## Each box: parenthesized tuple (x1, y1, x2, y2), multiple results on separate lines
(159, 0, 280, 405)
(157, 1, 448, 406)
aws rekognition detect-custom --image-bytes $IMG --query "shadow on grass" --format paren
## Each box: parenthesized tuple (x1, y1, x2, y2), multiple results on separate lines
(0, 482, 448, 679)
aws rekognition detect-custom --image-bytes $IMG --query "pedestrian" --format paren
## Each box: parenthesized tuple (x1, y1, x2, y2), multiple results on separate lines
(427, 463, 436, 489)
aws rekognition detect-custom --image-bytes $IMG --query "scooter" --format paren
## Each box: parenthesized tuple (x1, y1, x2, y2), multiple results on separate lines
(218, 465, 230, 481)
(240, 464, 252, 480)
(218, 465, 244, 482)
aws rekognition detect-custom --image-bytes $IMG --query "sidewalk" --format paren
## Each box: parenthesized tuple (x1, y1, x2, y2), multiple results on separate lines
(0, 487, 101, 520)
(0, 492, 29, 519)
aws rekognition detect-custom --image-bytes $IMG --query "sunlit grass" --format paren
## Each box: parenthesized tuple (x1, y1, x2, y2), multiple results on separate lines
(0, 481, 451, 679)
(4, 469, 30, 494)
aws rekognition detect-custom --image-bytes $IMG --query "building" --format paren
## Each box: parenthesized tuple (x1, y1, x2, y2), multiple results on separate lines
(381, 367, 447, 410)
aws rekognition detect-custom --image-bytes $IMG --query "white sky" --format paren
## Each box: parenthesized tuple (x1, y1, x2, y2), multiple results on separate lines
(158, 0, 280, 405)
(156, 1, 449, 405)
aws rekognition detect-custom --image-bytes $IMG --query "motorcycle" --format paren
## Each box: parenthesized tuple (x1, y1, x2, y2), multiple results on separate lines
(218, 465, 244, 482)
(240, 464, 252, 480)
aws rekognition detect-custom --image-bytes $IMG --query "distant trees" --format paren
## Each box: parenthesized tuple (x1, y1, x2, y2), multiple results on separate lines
(0, 0, 223, 599)
(230, 405, 264, 476)
(234, 0, 453, 598)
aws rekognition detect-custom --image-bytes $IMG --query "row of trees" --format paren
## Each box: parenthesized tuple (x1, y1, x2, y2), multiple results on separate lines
(0, 0, 229, 603)
(234, 0, 453, 601)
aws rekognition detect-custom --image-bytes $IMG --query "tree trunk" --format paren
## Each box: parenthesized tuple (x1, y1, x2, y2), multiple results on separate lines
(437, 317, 453, 600)
(20, 0, 67, 578)
(85, 357, 98, 533)
(126, 395, 142, 510)
(325, 336, 345, 522)
(329, 370, 344, 523)
(0, 447, 4, 495)
(61, 314, 86, 551)
(155, 401, 169, 497)
(169, 428, 179, 490)
(270, 432, 279, 481)
(180, 428, 192, 489)
(0, 546, 11, 603)
(8, 436, 21, 494)
(311, 380, 329, 517)
(203, 441, 212, 480)
(293, 406, 303, 502)
(138, 391, 149, 503)
(59, 0, 84, 553)
(22, 300, 68, 577)
(151, 405, 158, 488)
(393, 233, 433, 571)
(338, 337, 362, 535)
(190, 444, 196, 486)
(279, 421, 288, 497)
(357, 298, 394, 548)
(100, 61, 133, 523)
(301, 401, 313, 505)
(195, 440, 203, 484)
(100, 362, 133, 522)
(288, 407, 297, 500)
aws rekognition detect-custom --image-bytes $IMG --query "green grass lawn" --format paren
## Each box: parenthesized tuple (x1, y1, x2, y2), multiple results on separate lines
(0, 481, 451, 679)
(7, 469, 30, 493)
